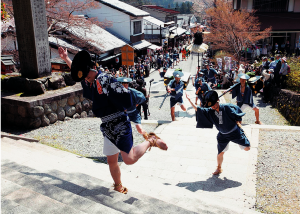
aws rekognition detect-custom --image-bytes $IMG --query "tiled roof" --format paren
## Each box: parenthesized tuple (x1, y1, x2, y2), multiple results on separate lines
(142, 5, 180, 14)
(97, 0, 149, 17)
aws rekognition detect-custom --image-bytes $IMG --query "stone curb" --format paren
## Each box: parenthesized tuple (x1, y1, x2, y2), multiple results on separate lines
(1, 133, 39, 142)
(241, 124, 300, 130)
(140, 120, 172, 125)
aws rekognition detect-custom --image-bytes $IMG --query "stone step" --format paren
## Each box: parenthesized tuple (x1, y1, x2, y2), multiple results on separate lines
(2, 161, 199, 214)
(1, 135, 202, 214)
(1, 197, 40, 214)
(1, 132, 259, 214)
(1, 165, 127, 214)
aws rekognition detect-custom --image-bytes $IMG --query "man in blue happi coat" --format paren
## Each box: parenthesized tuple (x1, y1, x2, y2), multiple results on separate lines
(117, 77, 147, 136)
(194, 77, 211, 106)
(231, 74, 262, 125)
(202, 64, 217, 88)
(186, 90, 250, 175)
(58, 47, 168, 194)
(167, 71, 187, 121)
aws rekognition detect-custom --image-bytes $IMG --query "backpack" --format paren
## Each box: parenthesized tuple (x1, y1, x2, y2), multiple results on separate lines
(287, 65, 291, 74)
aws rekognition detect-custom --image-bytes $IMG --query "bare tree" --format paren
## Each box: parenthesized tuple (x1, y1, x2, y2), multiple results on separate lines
(192, 0, 214, 21)
(204, 0, 271, 63)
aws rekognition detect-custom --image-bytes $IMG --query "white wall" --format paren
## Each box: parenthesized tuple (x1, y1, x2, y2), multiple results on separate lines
(50, 48, 75, 60)
(85, 3, 131, 41)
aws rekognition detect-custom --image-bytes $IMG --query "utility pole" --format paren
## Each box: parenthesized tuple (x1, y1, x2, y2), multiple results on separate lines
(160, 25, 162, 46)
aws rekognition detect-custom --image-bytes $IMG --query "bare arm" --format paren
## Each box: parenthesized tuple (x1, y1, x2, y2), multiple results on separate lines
(58, 47, 72, 69)
(186, 93, 197, 111)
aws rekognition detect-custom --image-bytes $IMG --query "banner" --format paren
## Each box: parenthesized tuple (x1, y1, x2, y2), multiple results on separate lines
(216, 58, 222, 69)
(224, 56, 231, 72)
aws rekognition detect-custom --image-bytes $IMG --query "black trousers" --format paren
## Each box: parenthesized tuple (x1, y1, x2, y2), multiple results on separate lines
(137, 102, 148, 119)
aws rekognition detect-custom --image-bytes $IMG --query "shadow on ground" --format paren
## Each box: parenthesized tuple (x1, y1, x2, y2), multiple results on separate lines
(176, 176, 242, 192)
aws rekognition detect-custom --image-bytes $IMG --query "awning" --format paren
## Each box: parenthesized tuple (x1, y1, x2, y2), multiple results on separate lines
(132, 40, 152, 50)
(148, 44, 162, 50)
(100, 53, 122, 62)
(169, 27, 187, 37)
(2, 60, 15, 66)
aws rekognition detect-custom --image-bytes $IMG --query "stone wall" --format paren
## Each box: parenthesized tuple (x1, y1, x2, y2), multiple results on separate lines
(273, 89, 300, 126)
(1, 83, 94, 129)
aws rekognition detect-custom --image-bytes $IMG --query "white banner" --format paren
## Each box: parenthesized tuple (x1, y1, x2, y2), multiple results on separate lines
(217, 58, 222, 69)
(224, 56, 231, 72)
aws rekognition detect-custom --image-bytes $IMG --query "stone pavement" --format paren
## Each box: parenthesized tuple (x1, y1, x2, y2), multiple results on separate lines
(3, 88, 299, 213)
(119, 89, 260, 214)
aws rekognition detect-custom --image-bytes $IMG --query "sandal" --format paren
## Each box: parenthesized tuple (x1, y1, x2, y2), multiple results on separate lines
(213, 166, 223, 175)
(113, 183, 128, 194)
(143, 132, 166, 151)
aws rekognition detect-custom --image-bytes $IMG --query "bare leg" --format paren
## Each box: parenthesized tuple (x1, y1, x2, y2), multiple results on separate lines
(195, 97, 198, 105)
(171, 106, 176, 121)
(254, 107, 261, 124)
(135, 124, 145, 135)
(180, 104, 186, 111)
(121, 138, 168, 165)
(213, 152, 224, 175)
(107, 153, 121, 187)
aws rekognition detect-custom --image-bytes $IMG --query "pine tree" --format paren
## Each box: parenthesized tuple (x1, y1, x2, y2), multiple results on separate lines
(180, 2, 187, 14)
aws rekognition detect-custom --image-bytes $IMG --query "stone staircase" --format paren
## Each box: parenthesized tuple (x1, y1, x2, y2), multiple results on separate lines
(2, 136, 258, 214)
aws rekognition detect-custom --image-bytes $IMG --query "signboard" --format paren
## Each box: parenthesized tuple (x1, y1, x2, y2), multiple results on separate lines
(121, 45, 134, 66)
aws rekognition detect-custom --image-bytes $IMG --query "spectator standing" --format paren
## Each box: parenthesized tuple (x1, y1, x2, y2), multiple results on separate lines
(136, 79, 149, 120)
(285, 41, 290, 56)
(279, 57, 289, 88)
(295, 40, 300, 56)
(269, 57, 276, 70)
(256, 46, 260, 60)
(262, 45, 267, 57)
(274, 54, 282, 87)
(281, 42, 286, 53)
(274, 43, 279, 54)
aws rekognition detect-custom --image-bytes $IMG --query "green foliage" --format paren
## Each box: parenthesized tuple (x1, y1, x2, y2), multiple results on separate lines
(286, 57, 300, 93)
(1, 2, 10, 22)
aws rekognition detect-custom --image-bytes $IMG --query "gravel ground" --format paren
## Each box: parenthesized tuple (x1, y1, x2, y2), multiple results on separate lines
(223, 92, 290, 126)
(256, 130, 300, 214)
(147, 90, 182, 121)
(2, 118, 158, 164)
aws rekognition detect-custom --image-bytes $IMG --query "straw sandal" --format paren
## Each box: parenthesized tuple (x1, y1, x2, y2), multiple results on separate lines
(113, 183, 128, 194)
(255, 121, 262, 125)
(143, 132, 163, 151)
(213, 166, 223, 175)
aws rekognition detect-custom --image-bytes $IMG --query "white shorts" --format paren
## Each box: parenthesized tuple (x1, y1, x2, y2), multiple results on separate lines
(240, 104, 257, 111)
(103, 137, 120, 156)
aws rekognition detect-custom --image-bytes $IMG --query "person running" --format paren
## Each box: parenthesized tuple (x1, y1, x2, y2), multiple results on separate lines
(117, 77, 147, 135)
(231, 74, 262, 125)
(167, 71, 187, 121)
(58, 47, 168, 194)
(195, 77, 211, 106)
(186, 90, 251, 175)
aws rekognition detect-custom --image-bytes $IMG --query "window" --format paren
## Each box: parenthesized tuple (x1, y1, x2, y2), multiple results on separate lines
(133, 21, 141, 35)
(253, 0, 289, 12)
